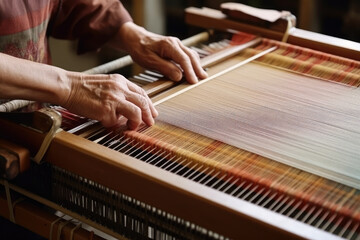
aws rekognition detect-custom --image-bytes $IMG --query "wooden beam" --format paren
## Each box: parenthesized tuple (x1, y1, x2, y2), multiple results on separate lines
(185, 7, 360, 61)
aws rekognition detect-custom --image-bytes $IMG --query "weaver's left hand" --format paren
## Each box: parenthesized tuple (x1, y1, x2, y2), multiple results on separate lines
(109, 22, 208, 84)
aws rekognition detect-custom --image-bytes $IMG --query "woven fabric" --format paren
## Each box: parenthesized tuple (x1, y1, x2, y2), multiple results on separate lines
(239, 38, 360, 86)
(125, 121, 360, 221)
(134, 41, 360, 221)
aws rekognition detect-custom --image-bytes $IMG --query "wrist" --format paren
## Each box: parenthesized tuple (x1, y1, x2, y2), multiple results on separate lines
(58, 70, 81, 109)
(110, 21, 147, 53)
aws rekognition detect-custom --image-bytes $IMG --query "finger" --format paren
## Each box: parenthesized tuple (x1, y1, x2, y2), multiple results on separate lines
(125, 91, 155, 126)
(180, 45, 208, 80)
(116, 99, 142, 130)
(164, 40, 199, 84)
(98, 101, 122, 128)
(143, 53, 183, 82)
(126, 81, 158, 118)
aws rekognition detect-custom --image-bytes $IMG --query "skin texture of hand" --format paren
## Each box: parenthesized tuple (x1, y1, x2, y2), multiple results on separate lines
(0, 53, 157, 130)
(109, 22, 208, 84)
(64, 73, 158, 129)
(0, 22, 207, 129)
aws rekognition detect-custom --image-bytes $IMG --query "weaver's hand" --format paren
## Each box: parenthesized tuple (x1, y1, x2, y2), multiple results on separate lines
(110, 22, 208, 84)
(63, 73, 158, 130)
(0, 52, 157, 130)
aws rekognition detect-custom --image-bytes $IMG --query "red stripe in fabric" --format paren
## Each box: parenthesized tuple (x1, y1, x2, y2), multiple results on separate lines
(0, 0, 50, 18)
(0, 2, 52, 35)
(344, 61, 356, 73)
(200, 140, 223, 157)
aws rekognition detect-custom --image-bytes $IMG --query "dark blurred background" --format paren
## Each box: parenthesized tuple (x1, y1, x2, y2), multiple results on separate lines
(162, 0, 360, 42)
(50, 0, 360, 72)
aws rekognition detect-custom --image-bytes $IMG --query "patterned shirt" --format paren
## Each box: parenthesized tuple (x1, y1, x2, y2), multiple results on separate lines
(0, 0, 132, 64)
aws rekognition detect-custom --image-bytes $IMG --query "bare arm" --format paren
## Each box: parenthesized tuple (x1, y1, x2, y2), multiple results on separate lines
(0, 53, 157, 129)
(0, 53, 70, 105)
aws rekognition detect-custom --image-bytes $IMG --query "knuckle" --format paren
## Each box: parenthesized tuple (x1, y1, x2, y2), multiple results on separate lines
(165, 36, 180, 45)
(130, 104, 141, 116)
(190, 48, 199, 58)
(110, 74, 126, 84)
(132, 107, 142, 124)
(138, 87, 147, 97)
(102, 102, 113, 116)
(180, 54, 191, 65)
(171, 36, 181, 43)
(99, 104, 115, 126)
(109, 74, 118, 81)
(138, 95, 149, 109)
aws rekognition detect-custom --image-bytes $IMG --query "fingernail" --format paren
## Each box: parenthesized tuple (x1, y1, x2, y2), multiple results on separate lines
(153, 108, 159, 117)
(171, 71, 182, 81)
(191, 77, 198, 84)
(202, 68, 208, 78)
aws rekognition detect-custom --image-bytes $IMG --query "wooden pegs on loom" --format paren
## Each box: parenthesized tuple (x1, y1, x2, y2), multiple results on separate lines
(0, 108, 62, 179)
(0, 139, 30, 180)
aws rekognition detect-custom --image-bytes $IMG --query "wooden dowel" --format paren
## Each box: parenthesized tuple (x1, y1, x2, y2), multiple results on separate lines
(83, 55, 133, 75)
(0, 100, 34, 113)
(0, 139, 30, 179)
(153, 45, 277, 106)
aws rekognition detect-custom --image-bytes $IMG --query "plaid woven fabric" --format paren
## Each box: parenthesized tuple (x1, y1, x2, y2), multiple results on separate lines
(125, 121, 360, 222)
(238, 38, 360, 87)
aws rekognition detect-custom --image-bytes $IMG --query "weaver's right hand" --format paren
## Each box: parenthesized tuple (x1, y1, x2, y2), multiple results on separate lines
(109, 22, 208, 84)
(63, 73, 158, 130)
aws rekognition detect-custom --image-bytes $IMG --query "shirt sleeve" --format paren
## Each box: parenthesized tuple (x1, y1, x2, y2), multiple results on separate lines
(49, 0, 132, 54)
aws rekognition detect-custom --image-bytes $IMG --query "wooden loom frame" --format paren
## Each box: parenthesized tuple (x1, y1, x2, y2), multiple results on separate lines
(1, 6, 360, 240)
(185, 7, 360, 61)
(0, 110, 340, 240)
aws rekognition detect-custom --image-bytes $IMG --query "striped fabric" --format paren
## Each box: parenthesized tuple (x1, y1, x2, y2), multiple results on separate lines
(0, 0, 53, 63)
(122, 37, 360, 233)
(124, 121, 360, 222)
(0, 0, 132, 63)
(239, 38, 360, 87)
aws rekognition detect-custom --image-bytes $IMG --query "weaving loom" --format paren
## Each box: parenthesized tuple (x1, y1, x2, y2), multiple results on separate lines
(1, 3, 360, 240)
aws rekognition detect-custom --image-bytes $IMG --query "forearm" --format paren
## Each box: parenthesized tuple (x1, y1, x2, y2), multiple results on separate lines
(0, 53, 71, 105)
(0, 53, 157, 129)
